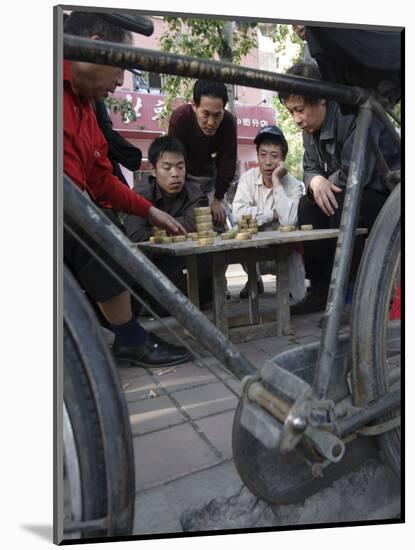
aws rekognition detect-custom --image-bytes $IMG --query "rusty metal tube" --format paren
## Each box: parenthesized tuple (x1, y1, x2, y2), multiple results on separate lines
(248, 381, 290, 422)
(63, 35, 368, 107)
(313, 100, 374, 399)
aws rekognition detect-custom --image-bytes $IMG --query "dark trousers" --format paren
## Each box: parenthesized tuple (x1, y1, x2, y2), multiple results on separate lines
(132, 255, 213, 317)
(298, 187, 388, 290)
(64, 208, 128, 303)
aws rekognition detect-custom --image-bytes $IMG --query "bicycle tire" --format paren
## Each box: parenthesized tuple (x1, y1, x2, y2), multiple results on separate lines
(63, 268, 135, 540)
(351, 184, 401, 478)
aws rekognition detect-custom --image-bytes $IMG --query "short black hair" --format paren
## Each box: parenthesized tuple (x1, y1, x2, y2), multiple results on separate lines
(278, 63, 323, 106)
(64, 11, 132, 44)
(148, 136, 187, 166)
(193, 80, 228, 107)
(255, 135, 288, 159)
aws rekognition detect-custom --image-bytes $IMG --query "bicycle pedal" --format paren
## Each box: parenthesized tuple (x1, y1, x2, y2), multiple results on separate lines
(259, 359, 313, 404)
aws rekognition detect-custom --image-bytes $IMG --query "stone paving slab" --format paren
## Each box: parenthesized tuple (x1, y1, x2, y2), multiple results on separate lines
(171, 382, 239, 421)
(292, 335, 322, 346)
(180, 459, 401, 532)
(224, 377, 243, 396)
(133, 423, 222, 492)
(195, 410, 235, 460)
(128, 394, 186, 436)
(208, 362, 235, 381)
(122, 372, 161, 403)
(152, 363, 219, 393)
(133, 456, 400, 536)
(133, 460, 244, 535)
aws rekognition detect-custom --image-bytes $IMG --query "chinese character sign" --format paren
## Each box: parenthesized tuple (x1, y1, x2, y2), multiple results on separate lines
(235, 104, 276, 138)
(110, 92, 276, 139)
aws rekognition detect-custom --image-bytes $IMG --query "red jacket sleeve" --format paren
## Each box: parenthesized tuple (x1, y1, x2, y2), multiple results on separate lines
(87, 143, 152, 217)
(63, 88, 153, 218)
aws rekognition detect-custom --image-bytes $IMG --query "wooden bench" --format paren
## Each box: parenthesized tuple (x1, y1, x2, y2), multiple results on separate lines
(136, 228, 366, 343)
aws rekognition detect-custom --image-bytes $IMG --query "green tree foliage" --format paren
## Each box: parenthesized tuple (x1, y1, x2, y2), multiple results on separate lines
(264, 24, 305, 179)
(274, 97, 304, 180)
(104, 95, 138, 124)
(264, 24, 304, 67)
(159, 17, 257, 120)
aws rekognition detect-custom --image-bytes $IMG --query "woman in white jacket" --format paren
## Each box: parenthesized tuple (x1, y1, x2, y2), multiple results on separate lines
(232, 125, 306, 302)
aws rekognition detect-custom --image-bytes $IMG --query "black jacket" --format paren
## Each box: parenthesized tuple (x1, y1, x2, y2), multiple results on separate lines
(303, 100, 400, 194)
(306, 27, 401, 104)
(94, 99, 142, 186)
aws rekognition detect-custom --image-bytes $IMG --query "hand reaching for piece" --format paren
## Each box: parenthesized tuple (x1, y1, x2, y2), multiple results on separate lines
(211, 198, 226, 226)
(147, 206, 187, 235)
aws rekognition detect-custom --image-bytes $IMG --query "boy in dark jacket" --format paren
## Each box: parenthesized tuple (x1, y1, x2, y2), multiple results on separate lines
(125, 136, 213, 315)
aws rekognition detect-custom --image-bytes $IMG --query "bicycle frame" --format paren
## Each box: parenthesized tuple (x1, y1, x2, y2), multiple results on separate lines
(62, 35, 401, 445)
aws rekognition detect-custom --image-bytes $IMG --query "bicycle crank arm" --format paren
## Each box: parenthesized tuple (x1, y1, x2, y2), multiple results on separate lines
(241, 378, 346, 463)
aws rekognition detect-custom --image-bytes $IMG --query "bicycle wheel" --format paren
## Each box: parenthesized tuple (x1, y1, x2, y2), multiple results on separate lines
(62, 268, 135, 540)
(351, 184, 401, 478)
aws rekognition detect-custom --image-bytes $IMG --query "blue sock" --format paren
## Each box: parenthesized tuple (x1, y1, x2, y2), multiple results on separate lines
(110, 317, 147, 348)
(345, 281, 355, 305)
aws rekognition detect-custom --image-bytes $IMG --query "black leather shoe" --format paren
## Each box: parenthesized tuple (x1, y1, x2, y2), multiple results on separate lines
(239, 278, 264, 299)
(112, 333, 191, 367)
(290, 290, 327, 315)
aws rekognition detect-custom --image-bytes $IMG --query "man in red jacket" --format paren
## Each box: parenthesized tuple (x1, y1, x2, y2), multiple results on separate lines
(64, 11, 190, 367)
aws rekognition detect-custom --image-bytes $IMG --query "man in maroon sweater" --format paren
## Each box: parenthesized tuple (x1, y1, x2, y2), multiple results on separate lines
(64, 11, 190, 367)
(168, 80, 237, 226)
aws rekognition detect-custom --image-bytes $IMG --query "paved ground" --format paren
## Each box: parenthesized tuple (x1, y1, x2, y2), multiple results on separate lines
(116, 265, 401, 536)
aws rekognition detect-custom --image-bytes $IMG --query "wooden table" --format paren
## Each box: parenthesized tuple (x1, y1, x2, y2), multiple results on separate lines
(136, 228, 366, 342)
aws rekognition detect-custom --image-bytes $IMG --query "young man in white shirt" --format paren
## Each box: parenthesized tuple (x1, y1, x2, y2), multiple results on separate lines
(233, 125, 305, 301)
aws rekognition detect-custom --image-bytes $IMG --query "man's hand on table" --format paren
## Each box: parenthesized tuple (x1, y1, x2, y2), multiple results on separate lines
(148, 206, 187, 236)
(211, 198, 227, 226)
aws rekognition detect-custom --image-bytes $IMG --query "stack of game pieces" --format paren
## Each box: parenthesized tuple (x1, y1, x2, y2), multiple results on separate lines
(220, 229, 238, 240)
(235, 214, 254, 240)
(149, 228, 187, 245)
(247, 218, 258, 235)
(194, 206, 216, 246)
(279, 225, 296, 233)
(237, 215, 250, 232)
(149, 228, 168, 244)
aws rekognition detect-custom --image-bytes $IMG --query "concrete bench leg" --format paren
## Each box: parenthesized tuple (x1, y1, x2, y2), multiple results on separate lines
(212, 252, 229, 336)
(185, 255, 200, 309)
(276, 245, 291, 336)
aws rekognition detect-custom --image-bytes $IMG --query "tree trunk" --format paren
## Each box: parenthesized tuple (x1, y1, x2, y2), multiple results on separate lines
(222, 21, 235, 114)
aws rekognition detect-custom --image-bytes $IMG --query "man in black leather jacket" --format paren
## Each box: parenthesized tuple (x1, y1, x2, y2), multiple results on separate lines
(279, 62, 400, 315)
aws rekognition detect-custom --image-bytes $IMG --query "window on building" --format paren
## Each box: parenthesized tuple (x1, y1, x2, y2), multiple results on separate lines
(132, 70, 163, 94)
(232, 84, 239, 101)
